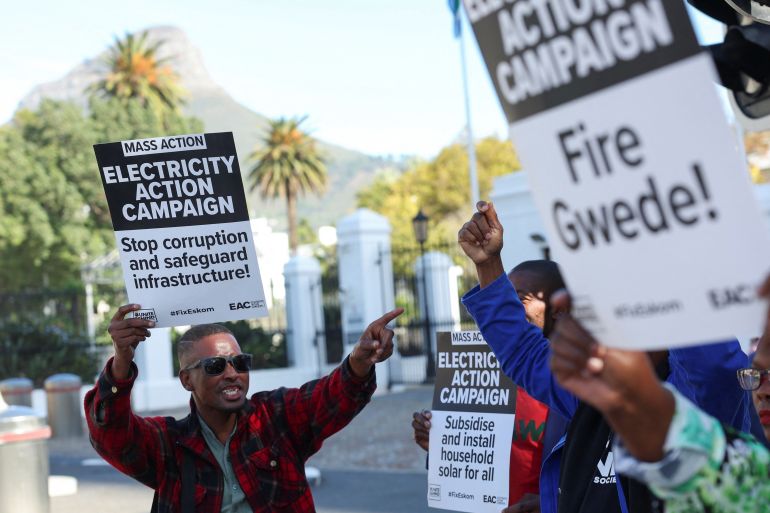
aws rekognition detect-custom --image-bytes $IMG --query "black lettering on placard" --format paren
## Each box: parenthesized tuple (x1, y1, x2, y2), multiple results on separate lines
(551, 120, 719, 251)
(122, 139, 158, 153)
(437, 415, 499, 482)
(95, 133, 250, 231)
(558, 123, 643, 184)
(552, 168, 718, 251)
(465, 0, 701, 121)
(614, 300, 682, 319)
(708, 285, 756, 310)
(120, 229, 254, 290)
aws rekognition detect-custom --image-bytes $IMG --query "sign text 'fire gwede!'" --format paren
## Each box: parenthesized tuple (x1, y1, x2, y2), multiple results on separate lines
(465, 0, 770, 349)
(94, 132, 268, 327)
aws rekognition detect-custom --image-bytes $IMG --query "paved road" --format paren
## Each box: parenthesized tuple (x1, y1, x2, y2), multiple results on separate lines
(47, 385, 457, 513)
(50, 461, 445, 513)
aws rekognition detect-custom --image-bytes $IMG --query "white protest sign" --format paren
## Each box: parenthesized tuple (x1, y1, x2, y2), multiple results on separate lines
(465, 0, 770, 349)
(428, 331, 515, 512)
(94, 132, 268, 327)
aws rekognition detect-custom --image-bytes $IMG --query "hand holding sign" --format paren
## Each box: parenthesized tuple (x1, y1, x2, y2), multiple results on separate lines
(549, 291, 674, 462)
(348, 308, 404, 378)
(503, 493, 540, 513)
(412, 409, 432, 452)
(108, 304, 155, 380)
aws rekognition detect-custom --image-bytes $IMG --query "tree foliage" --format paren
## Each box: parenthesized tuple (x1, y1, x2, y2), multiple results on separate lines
(1, 28, 200, 296)
(356, 136, 520, 262)
(91, 31, 186, 120)
(0, 317, 97, 386)
(247, 117, 327, 253)
(0, 97, 201, 294)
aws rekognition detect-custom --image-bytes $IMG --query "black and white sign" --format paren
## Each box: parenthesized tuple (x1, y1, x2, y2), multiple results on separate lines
(428, 331, 516, 512)
(94, 132, 268, 327)
(466, 0, 770, 349)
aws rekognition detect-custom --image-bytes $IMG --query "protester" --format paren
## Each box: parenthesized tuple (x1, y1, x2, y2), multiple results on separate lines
(740, 347, 770, 447)
(549, 285, 770, 513)
(85, 303, 403, 513)
(457, 201, 750, 513)
(412, 261, 569, 513)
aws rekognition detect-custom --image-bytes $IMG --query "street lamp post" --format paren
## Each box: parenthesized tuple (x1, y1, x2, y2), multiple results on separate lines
(412, 209, 435, 380)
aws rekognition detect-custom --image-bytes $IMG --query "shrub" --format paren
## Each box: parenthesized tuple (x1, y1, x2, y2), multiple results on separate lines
(0, 319, 97, 387)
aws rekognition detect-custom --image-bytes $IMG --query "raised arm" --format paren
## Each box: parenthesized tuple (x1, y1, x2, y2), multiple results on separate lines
(550, 291, 770, 513)
(460, 201, 578, 419)
(279, 309, 403, 460)
(457, 200, 505, 289)
(84, 304, 168, 488)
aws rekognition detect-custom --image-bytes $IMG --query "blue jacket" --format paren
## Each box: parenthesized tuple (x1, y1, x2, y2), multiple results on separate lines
(463, 273, 751, 513)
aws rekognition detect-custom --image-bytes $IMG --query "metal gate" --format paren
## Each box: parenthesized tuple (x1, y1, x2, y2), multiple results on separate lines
(387, 241, 479, 384)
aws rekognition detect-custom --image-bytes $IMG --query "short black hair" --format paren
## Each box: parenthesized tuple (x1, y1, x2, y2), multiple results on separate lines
(510, 260, 566, 301)
(509, 260, 566, 337)
(177, 324, 233, 367)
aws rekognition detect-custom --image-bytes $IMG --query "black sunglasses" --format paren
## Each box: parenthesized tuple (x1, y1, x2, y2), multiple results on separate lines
(182, 354, 253, 376)
(737, 368, 770, 391)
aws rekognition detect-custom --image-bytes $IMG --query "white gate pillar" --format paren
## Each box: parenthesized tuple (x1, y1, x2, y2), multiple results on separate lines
(415, 252, 461, 361)
(284, 255, 325, 375)
(132, 328, 180, 411)
(336, 209, 396, 393)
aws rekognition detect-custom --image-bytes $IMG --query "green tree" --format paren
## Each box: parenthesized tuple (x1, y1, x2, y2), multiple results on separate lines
(0, 102, 110, 291)
(91, 31, 186, 121)
(89, 95, 202, 144)
(297, 218, 318, 246)
(356, 136, 520, 272)
(247, 117, 327, 253)
(0, 93, 202, 295)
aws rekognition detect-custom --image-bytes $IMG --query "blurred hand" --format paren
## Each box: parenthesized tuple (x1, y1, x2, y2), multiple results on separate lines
(108, 304, 154, 380)
(458, 201, 504, 266)
(503, 493, 540, 513)
(349, 308, 404, 378)
(548, 291, 673, 461)
(411, 409, 432, 451)
(548, 291, 652, 414)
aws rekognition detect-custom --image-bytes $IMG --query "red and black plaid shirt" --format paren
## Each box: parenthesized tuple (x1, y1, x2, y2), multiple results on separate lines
(85, 356, 376, 512)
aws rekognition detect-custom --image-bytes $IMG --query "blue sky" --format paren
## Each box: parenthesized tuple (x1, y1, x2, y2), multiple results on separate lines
(2, 1, 724, 158)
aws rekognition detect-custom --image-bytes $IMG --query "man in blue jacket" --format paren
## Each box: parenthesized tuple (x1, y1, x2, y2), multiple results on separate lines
(457, 201, 750, 513)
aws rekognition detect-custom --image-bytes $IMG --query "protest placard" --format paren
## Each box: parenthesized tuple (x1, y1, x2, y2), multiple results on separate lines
(93, 132, 268, 327)
(465, 0, 770, 349)
(428, 331, 516, 512)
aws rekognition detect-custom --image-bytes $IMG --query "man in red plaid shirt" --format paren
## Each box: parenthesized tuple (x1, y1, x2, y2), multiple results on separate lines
(85, 303, 403, 513)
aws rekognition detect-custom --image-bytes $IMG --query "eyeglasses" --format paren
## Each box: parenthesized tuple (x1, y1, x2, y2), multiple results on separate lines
(182, 354, 253, 376)
(737, 368, 770, 391)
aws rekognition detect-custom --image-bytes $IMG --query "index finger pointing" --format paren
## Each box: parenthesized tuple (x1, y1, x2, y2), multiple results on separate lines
(369, 308, 404, 329)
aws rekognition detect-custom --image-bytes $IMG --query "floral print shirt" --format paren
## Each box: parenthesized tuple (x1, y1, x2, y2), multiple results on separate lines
(614, 384, 770, 513)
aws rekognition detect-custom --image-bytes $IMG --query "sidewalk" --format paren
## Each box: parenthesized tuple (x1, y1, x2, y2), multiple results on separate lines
(49, 385, 444, 513)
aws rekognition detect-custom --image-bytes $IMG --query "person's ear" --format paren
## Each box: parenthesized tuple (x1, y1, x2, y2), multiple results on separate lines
(179, 370, 193, 391)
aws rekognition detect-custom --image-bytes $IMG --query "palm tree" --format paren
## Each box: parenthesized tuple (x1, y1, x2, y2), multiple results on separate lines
(92, 31, 185, 116)
(248, 117, 327, 254)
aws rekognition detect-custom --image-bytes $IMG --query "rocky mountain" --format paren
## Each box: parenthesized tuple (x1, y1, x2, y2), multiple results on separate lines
(18, 26, 389, 228)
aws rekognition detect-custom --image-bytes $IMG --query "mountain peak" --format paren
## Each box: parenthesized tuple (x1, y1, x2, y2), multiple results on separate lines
(15, 26, 387, 226)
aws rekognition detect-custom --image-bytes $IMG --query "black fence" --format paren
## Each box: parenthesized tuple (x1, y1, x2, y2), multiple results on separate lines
(321, 262, 344, 365)
(0, 288, 87, 334)
(388, 241, 480, 384)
